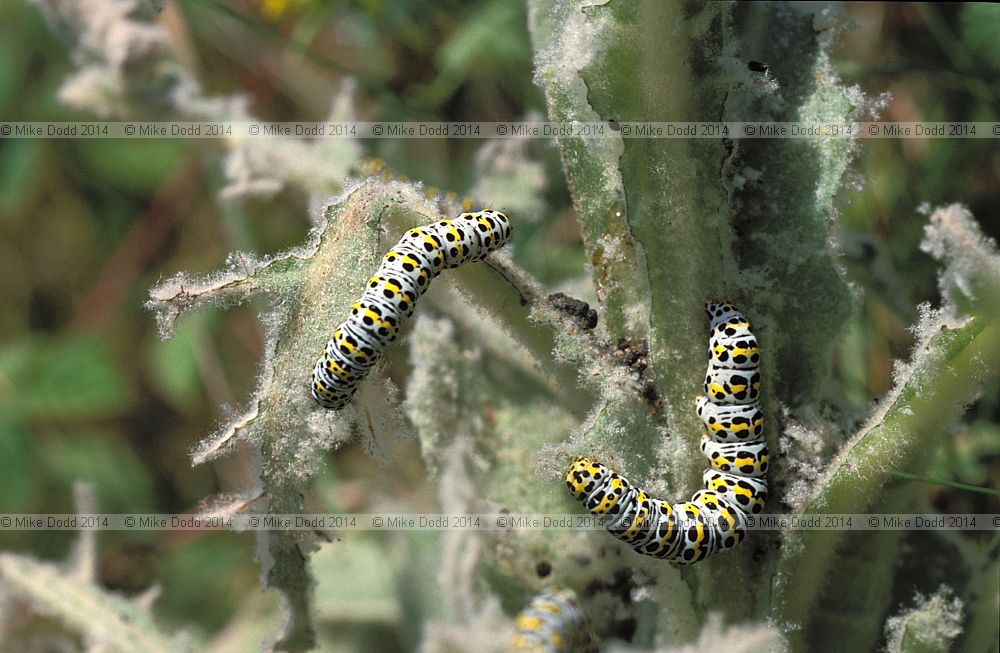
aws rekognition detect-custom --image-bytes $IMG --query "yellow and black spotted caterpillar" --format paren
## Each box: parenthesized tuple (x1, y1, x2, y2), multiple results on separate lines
(566, 303, 768, 564)
(311, 211, 512, 409)
(513, 588, 595, 653)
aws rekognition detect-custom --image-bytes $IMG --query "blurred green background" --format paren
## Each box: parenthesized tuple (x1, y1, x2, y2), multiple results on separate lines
(0, 0, 997, 647)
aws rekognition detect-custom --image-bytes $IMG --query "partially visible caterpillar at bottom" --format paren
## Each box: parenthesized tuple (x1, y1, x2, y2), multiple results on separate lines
(565, 303, 768, 564)
(513, 588, 595, 653)
(310, 210, 511, 409)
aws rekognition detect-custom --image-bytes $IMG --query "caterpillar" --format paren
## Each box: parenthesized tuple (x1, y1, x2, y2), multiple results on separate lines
(513, 588, 595, 653)
(565, 303, 767, 564)
(310, 210, 512, 409)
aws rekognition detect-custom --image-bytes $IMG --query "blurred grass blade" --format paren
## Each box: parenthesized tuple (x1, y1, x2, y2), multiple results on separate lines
(887, 469, 1000, 497)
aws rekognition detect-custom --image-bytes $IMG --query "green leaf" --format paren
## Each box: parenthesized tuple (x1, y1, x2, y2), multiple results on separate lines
(73, 139, 185, 195)
(42, 429, 156, 512)
(146, 311, 213, 412)
(960, 4, 1000, 66)
(0, 138, 44, 216)
(0, 416, 36, 512)
(774, 310, 1000, 648)
(158, 534, 259, 633)
(312, 538, 400, 624)
(0, 334, 132, 422)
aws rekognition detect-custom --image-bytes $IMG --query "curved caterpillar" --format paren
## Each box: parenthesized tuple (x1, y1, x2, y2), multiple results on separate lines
(311, 210, 512, 409)
(565, 303, 767, 564)
(513, 588, 595, 653)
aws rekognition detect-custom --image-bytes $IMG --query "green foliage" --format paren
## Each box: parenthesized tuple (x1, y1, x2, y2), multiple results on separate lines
(147, 311, 215, 413)
(4, 1, 999, 653)
(0, 417, 33, 512)
(0, 334, 132, 421)
(959, 4, 1000, 65)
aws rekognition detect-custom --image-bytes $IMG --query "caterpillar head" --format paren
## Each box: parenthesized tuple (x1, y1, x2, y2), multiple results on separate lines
(564, 456, 606, 501)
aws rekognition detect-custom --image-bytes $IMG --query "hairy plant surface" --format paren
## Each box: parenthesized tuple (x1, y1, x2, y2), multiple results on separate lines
(6, 1, 997, 653)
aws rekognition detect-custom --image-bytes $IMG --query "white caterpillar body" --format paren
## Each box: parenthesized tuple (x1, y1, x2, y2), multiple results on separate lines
(311, 210, 511, 409)
(566, 303, 768, 564)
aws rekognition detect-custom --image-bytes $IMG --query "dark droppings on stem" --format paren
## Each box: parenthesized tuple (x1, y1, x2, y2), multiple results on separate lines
(548, 292, 599, 329)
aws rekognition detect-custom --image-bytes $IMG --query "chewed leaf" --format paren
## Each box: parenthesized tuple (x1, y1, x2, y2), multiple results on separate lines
(775, 205, 1000, 646)
(147, 180, 451, 652)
